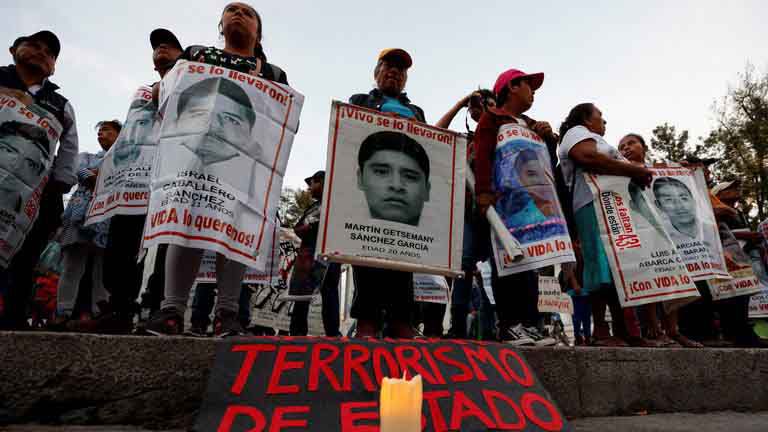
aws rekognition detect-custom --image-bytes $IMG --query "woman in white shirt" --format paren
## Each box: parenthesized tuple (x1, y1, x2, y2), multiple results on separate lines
(558, 103, 653, 347)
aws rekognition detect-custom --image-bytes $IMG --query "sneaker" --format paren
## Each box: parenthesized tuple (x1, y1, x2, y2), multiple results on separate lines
(519, 325, 557, 346)
(497, 325, 535, 346)
(213, 310, 246, 338)
(67, 312, 133, 335)
(186, 320, 210, 337)
(144, 309, 183, 336)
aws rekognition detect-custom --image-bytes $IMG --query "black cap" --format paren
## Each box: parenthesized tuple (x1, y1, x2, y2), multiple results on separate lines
(684, 156, 719, 166)
(150, 28, 183, 51)
(12, 30, 61, 58)
(304, 170, 325, 185)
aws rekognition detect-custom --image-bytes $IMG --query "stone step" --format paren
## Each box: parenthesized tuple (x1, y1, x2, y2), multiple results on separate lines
(1, 332, 768, 430)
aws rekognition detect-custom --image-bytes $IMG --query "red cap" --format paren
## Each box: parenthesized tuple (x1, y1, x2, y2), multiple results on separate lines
(493, 69, 544, 96)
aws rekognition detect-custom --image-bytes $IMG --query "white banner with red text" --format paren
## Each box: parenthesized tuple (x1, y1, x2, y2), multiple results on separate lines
(708, 223, 761, 301)
(537, 275, 574, 315)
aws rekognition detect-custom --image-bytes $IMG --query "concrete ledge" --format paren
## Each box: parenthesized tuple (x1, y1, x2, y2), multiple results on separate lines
(1, 332, 768, 429)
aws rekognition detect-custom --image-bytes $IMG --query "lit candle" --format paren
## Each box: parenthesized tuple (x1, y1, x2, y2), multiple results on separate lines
(380, 373, 422, 432)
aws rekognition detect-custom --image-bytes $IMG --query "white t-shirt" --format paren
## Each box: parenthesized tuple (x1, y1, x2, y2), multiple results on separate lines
(558, 125, 622, 212)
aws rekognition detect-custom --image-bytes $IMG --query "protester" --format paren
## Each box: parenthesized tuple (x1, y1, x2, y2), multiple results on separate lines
(289, 170, 341, 337)
(145, 2, 288, 337)
(619, 133, 700, 347)
(473, 68, 559, 345)
(557, 103, 657, 347)
(433, 90, 496, 338)
(78, 29, 183, 334)
(0, 30, 78, 330)
(348, 48, 422, 338)
(51, 120, 120, 330)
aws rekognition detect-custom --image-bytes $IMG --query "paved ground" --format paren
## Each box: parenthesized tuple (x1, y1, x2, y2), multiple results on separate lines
(4, 412, 768, 431)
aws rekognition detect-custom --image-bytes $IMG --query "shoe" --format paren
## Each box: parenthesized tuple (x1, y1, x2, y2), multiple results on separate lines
(47, 315, 71, 331)
(519, 325, 557, 347)
(144, 309, 183, 336)
(213, 310, 246, 338)
(186, 320, 210, 337)
(67, 312, 133, 335)
(497, 325, 535, 346)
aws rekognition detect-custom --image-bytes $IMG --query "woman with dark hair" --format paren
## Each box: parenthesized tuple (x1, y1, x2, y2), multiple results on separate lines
(619, 134, 703, 348)
(145, 2, 289, 338)
(558, 103, 655, 347)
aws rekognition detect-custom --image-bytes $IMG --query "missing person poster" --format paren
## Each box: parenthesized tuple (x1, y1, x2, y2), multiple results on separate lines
(317, 102, 465, 277)
(707, 224, 761, 301)
(413, 273, 449, 304)
(748, 249, 768, 318)
(586, 174, 699, 307)
(648, 167, 729, 280)
(86, 86, 159, 224)
(537, 276, 573, 315)
(491, 123, 575, 276)
(143, 61, 304, 269)
(0, 97, 62, 268)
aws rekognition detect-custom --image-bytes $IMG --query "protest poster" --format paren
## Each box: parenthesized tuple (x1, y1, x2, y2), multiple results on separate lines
(195, 338, 571, 432)
(708, 223, 761, 301)
(316, 101, 465, 277)
(414, 273, 449, 304)
(648, 167, 729, 280)
(537, 276, 573, 315)
(85, 86, 159, 224)
(586, 174, 699, 307)
(491, 123, 575, 276)
(478, 260, 495, 305)
(142, 61, 304, 269)
(748, 249, 768, 318)
(0, 96, 63, 267)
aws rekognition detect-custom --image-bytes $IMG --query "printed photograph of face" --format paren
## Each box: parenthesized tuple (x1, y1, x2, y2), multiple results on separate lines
(653, 177, 699, 239)
(356, 131, 430, 227)
(112, 99, 157, 167)
(0, 121, 49, 213)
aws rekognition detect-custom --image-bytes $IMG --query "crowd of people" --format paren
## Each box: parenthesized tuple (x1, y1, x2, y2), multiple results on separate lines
(1, 2, 767, 349)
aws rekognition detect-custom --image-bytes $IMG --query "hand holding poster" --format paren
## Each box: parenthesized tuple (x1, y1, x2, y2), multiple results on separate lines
(142, 61, 304, 268)
(707, 223, 761, 301)
(317, 102, 465, 277)
(491, 123, 575, 275)
(648, 166, 729, 280)
(586, 173, 699, 307)
(86, 86, 159, 224)
(0, 96, 62, 267)
(537, 276, 573, 315)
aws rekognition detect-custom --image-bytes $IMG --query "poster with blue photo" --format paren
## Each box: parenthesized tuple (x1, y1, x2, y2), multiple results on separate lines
(491, 123, 575, 275)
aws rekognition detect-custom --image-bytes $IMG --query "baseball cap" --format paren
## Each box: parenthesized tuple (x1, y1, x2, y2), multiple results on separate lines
(493, 69, 544, 96)
(12, 30, 61, 58)
(304, 170, 325, 185)
(378, 48, 412, 68)
(684, 155, 719, 166)
(150, 28, 183, 51)
(711, 180, 740, 196)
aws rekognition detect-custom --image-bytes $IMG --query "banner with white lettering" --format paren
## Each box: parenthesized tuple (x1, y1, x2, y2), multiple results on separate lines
(413, 273, 449, 304)
(586, 174, 699, 307)
(0, 97, 62, 268)
(648, 167, 729, 280)
(537, 276, 573, 315)
(143, 61, 303, 269)
(86, 86, 159, 224)
(491, 123, 575, 276)
(317, 101, 465, 277)
(708, 224, 761, 301)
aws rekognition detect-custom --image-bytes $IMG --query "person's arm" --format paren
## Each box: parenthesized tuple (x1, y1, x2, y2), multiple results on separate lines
(49, 101, 78, 194)
(435, 94, 471, 129)
(569, 139, 651, 185)
(473, 113, 498, 213)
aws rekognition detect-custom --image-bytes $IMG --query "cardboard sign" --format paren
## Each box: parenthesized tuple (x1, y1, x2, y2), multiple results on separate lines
(537, 276, 573, 315)
(586, 173, 699, 307)
(0, 97, 62, 267)
(195, 338, 570, 432)
(317, 102, 466, 277)
(86, 86, 159, 224)
(491, 123, 575, 275)
(143, 61, 304, 269)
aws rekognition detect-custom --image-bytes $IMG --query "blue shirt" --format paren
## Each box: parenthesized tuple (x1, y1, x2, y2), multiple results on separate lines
(380, 96, 416, 119)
